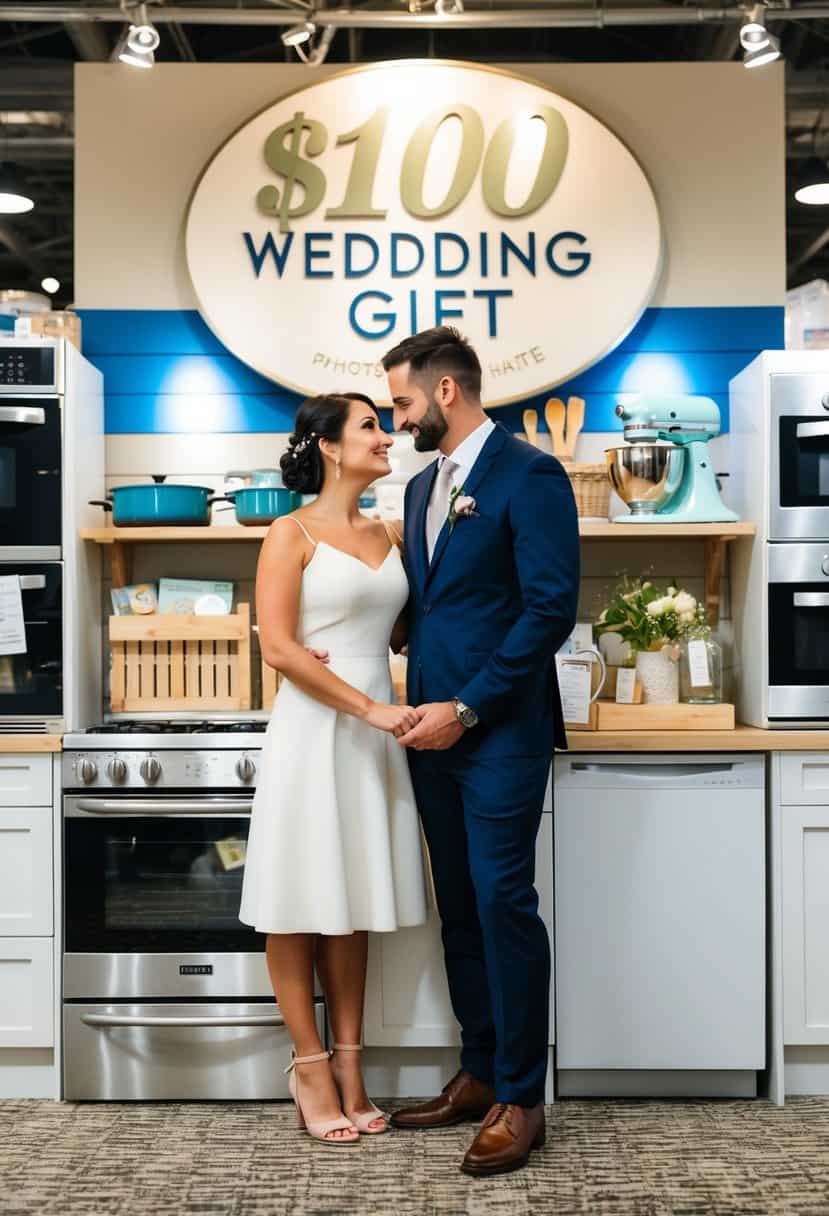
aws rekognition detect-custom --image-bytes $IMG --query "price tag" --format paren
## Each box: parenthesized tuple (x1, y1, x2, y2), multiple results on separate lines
(557, 658, 592, 725)
(0, 576, 27, 656)
(615, 667, 637, 704)
(687, 639, 711, 688)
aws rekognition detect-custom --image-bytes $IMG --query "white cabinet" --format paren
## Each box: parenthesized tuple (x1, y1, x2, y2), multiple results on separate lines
(781, 804, 829, 1044)
(364, 806, 554, 1047)
(0, 938, 54, 1048)
(0, 754, 51, 807)
(0, 807, 53, 935)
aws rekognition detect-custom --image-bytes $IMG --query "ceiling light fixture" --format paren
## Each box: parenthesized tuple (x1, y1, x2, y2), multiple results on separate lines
(113, 25, 155, 68)
(41, 277, 60, 295)
(281, 21, 316, 48)
(126, 4, 161, 54)
(740, 3, 771, 51)
(0, 163, 34, 214)
(743, 30, 781, 68)
(435, 0, 464, 13)
(794, 157, 829, 206)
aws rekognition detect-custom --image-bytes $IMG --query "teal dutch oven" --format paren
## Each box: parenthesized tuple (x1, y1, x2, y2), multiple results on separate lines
(90, 476, 222, 526)
(217, 487, 301, 525)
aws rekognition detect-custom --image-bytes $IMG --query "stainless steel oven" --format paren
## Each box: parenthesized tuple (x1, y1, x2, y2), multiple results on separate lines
(767, 543, 829, 721)
(0, 344, 62, 559)
(62, 724, 321, 1100)
(0, 563, 63, 730)
(770, 373, 829, 540)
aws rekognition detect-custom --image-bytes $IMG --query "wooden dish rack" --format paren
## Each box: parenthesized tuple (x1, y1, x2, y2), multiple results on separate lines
(109, 604, 251, 712)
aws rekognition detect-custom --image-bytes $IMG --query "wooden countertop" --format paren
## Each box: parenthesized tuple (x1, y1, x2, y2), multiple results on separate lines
(0, 735, 62, 752)
(565, 724, 829, 752)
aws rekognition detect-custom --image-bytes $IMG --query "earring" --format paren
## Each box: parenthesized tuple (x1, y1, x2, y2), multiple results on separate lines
(335, 456, 341, 481)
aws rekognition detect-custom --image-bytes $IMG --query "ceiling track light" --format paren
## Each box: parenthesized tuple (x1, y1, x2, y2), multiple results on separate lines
(113, 23, 155, 68)
(0, 163, 34, 214)
(435, 0, 464, 13)
(794, 157, 829, 206)
(281, 20, 316, 48)
(740, 3, 770, 51)
(743, 29, 781, 68)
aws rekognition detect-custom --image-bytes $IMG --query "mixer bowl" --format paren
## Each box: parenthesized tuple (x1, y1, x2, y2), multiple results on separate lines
(605, 444, 685, 514)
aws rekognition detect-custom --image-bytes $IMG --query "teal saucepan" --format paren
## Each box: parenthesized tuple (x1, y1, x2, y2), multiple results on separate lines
(89, 476, 222, 526)
(217, 487, 301, 525)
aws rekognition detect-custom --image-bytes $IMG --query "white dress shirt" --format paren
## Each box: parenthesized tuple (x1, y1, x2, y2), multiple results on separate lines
(436, 417, 495, 493)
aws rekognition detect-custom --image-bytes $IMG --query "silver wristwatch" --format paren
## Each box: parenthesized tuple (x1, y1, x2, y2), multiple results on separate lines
(452, 697, 479, 729)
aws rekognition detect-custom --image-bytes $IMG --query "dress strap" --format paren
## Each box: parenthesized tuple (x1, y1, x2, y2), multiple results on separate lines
(285, 515, 317, 546)
(382, 520, 403, 551)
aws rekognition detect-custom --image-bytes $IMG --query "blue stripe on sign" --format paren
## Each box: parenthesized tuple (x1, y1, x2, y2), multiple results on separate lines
(83, 305, 783, 435)
(77, 306, 784, 356)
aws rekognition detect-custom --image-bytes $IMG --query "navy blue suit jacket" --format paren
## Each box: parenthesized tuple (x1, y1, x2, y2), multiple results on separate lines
(403, 421, 580, 758)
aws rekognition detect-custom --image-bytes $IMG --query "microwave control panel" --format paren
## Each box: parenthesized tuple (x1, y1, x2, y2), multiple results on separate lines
(0, 345, 56, 390)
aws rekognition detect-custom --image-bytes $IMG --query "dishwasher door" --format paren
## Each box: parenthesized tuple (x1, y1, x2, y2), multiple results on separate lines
(554, 753, 765, 1083)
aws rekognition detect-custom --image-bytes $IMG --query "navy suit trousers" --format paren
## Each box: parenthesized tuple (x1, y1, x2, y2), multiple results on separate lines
(408, 748, 551, 1107)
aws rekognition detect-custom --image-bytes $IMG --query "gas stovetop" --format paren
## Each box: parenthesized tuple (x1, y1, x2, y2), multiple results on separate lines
(62, 719, 268, 790)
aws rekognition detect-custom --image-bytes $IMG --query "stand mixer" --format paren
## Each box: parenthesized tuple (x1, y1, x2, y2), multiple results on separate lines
(605, 394, 738, 523)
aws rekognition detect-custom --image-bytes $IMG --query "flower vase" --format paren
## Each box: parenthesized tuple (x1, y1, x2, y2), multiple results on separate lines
(635, 646, 679, 705)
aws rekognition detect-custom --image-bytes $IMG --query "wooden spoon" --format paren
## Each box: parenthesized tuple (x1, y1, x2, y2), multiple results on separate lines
(522, 408, 538, 447)
(544, 398, 566, 458)
(565, 396, 585, 461)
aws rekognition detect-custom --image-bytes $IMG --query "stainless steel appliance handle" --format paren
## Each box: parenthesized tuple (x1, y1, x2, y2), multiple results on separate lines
(17, 575, 46, 591)
(796, 421, 829, 440)
(81, 1013, 284, 1028)
(71, 799, 252, 815)
(0, 405, 45, 425)
(570, 762, 736, 778)
(793, 592, 829, 607)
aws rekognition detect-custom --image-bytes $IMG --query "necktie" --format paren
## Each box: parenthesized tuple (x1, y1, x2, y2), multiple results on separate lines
(425, 457, 457, 561)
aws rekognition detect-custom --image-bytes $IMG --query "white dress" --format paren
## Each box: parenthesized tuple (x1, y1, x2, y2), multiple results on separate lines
(239, 519, 428, 935)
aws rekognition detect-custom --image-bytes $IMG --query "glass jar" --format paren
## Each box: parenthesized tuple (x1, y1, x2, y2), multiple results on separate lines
(679, 631, 723, 704)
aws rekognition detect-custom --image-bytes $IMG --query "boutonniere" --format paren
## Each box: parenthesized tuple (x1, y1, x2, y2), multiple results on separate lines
(448, 484, 479, 532)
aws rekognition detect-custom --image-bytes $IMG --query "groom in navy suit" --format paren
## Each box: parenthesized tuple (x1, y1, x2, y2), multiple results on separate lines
(386, 327, 580, 1176)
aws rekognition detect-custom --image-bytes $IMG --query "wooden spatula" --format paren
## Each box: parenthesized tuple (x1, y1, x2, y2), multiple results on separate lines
(544, 398, 566, 458)
(564, 396, 585, 461)
(522, 408, 538, 447)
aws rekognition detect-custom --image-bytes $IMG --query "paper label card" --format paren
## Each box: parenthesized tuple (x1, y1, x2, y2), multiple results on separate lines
(687, 639, 711, 688)
(615, 667, 637, 704)
(0, 576, 27, 656)
(557, 658, 592, 724)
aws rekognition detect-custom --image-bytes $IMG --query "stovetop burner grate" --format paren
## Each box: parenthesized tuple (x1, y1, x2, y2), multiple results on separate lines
(86, 720, 268, 735)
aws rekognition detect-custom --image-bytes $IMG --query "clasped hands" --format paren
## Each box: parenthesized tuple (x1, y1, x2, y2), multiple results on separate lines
(307, 647, 464, 750)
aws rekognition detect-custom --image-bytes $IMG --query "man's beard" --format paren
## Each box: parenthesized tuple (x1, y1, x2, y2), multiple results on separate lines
(410, 397, 448, 452)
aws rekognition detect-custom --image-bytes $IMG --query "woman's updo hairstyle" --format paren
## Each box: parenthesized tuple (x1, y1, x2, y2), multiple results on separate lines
(280, 394, 354, 495)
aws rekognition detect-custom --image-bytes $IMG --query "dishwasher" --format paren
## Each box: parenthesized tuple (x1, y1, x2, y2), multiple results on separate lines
(554, 753, 765, 1098)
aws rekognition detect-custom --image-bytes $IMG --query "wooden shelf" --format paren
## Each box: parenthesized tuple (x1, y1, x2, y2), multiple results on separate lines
(81, 521, 757, 621)
(81, 521, 757, 544)
(80, 526, 269, 542)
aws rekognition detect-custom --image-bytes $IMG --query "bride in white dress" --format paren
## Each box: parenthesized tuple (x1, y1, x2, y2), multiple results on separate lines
(239, 391, 427, 1144)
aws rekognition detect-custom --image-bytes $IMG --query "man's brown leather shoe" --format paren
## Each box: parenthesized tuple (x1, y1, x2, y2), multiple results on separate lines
(460, 1102, 546, 1176)
(390, 1070, 496, 1129)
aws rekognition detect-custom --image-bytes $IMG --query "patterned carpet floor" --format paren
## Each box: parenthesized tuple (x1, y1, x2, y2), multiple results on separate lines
(1, 1097, 828, 1216)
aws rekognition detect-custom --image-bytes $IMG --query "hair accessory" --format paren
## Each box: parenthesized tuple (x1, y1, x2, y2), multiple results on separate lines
(294, 431, 317, 454)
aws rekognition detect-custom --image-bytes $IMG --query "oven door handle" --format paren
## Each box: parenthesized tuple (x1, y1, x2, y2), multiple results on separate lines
(80, 1012, 285, 1028)
(0, 405, 46, 425)
(796, 421, 829, 440)
(793, 592, 829, 607)
(70, 799, 253, 816)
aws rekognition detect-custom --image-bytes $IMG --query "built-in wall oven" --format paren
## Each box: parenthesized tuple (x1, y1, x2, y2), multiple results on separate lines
(0, 563, 63, 730)
(770, 374, 829, 541)
(62, 724, 322, 1101)
(767, 544, 829, 722)
(0, 344, 62, 559)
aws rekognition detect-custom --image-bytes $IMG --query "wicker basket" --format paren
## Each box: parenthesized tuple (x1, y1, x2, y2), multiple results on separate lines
(561, 461, 611, 520)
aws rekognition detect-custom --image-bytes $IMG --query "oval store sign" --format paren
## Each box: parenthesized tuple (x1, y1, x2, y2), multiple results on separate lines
(186, 61, 662, 406)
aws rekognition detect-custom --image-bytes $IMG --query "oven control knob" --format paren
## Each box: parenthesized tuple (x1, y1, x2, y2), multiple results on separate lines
(236, 756, 256, 783)
(822, 555, 829, 576)
(77, 758, 98, 785)
(107, 758, 128, 784)
(140, 757, 162, 785)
